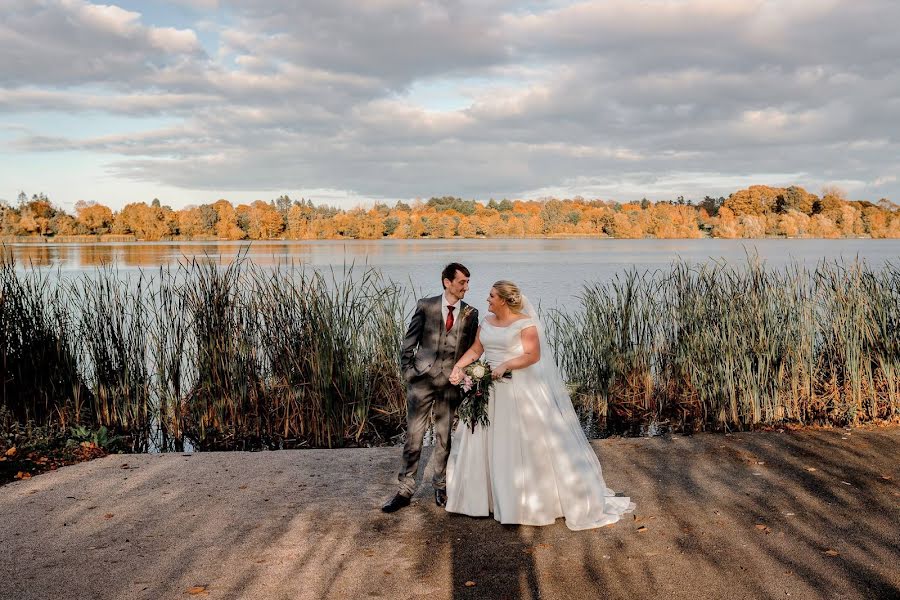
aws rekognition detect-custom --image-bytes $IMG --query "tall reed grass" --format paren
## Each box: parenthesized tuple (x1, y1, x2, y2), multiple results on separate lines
(1, 249, 897, 449)
(1, 250, 409, 450)
(0, 258, 87, 429)
(549, 257, 900, 433)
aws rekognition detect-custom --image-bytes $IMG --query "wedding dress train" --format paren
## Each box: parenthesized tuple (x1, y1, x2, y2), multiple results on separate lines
(445, 311, 635, 531)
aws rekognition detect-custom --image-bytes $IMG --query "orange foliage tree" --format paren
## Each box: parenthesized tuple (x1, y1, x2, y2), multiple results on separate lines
(4, 186, 899, 240)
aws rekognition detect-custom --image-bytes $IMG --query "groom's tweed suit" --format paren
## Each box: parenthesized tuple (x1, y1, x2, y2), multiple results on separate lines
(398, 295, 479, 496)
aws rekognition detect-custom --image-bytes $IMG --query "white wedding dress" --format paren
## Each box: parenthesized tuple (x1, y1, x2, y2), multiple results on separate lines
(445, 308, 635, 530)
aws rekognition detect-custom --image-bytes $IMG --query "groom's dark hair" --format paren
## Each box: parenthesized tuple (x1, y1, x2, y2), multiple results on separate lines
(442, 262, 470, 289)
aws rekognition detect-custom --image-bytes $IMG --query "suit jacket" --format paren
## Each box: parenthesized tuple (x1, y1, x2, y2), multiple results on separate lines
(400, 295, 479, 382)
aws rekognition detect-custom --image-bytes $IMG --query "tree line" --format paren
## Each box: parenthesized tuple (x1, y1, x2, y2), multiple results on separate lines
(2, 185, 898, 240)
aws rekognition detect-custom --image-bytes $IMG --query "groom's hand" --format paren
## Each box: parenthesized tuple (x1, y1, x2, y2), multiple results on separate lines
(449, 366, 463, 385)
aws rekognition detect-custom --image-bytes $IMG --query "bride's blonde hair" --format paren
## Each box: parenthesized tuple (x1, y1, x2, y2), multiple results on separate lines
(492, 280, 524, 313)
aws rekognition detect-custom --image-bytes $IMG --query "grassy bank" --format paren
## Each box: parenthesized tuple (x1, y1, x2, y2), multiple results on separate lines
(1, 252, 897, 454)
(1, 255, 408, 452)
(548, 258, 900, 433)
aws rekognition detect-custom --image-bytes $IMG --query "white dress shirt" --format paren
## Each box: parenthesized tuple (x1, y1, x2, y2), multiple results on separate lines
(441, 293, 461, 331)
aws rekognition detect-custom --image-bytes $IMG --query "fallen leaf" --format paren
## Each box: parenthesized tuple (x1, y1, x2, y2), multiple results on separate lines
(5, 447, 16, 457)
(755, 524, 771, 534)
(880, 475, 893, 481)
(120, 463, 129, 469)
(464, 581, 476, 587)
(637, 526, 648, 533)
(238, 485, 248, 490)
(104, 513, 114, 519)
(805, 467, 817, 472)
(840, 481, 852, 486)
(15, 471, 32, 480)
(185, 585, 208, 596)
(824, 549, 839, 557)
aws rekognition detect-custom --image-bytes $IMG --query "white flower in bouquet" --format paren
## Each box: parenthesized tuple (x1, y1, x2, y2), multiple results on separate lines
(457, 360, 494, 432)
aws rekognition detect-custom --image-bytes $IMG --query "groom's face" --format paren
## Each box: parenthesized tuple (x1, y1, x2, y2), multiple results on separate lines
(444, 270, 470, 300)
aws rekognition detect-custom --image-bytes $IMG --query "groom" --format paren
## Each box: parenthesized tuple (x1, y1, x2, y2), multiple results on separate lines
(382, 263, 479, 512)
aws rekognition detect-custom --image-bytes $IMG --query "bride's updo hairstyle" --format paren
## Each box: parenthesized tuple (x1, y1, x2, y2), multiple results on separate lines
(492, 280, 525, 313)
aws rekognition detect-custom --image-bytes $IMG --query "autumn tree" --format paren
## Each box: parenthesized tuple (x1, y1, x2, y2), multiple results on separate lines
(14, 194, 57, 236)
(212, 200, 245, 239)
(723, 186, 776, 216)
(115, 202, 176, 240)
(75, 200, 114, 235)
(238, 200, 285, 239)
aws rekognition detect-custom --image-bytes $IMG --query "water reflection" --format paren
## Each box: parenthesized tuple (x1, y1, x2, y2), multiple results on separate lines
(78, 245, 114, 266)
(13, 244, 53, 267)
(6, 239, 900, 308)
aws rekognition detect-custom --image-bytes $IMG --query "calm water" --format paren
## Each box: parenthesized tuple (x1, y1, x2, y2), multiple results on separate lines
(6, 238, 900, 308)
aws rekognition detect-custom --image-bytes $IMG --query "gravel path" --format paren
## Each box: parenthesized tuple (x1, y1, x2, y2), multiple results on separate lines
(2, 426, 898, 599)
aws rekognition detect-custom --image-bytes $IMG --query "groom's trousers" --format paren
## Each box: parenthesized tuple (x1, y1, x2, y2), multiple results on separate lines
(397, 375, 460, 497)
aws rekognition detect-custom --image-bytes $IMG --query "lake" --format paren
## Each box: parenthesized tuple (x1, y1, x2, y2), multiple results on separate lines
(5, 238, 899, 308)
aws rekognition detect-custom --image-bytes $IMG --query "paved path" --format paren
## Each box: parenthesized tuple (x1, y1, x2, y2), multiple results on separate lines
(2, 427, 898, 599)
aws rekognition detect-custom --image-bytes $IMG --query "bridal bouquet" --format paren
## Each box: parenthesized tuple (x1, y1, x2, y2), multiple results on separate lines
(456, 360, 510, 432)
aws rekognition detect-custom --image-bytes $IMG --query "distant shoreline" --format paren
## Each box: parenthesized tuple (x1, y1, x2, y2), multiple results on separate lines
(0, 233, 887, 244)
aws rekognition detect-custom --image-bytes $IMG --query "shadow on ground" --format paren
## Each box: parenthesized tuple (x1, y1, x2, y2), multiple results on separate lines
(1, 427, 898, 599)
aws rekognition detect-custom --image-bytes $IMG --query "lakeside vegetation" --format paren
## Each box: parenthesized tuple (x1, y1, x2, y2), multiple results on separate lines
(3, 185, 900, 241)
(550, 260, 900, 433)
(2, 253, 897, 472)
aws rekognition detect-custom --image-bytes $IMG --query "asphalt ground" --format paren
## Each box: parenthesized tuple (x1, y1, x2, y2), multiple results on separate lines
(2, 426, 898, 600)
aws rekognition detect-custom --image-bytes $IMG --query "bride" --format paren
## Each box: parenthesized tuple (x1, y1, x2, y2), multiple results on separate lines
(446, 280, 635, 530)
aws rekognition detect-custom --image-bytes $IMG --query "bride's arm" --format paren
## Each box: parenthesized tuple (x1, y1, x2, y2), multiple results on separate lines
(449, 328, 484, 383)
(492, 325, 540, 379)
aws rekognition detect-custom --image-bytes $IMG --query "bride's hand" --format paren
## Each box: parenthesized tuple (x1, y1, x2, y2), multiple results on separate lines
(450, 366, 464, 385)
(491, 363, 508, 380)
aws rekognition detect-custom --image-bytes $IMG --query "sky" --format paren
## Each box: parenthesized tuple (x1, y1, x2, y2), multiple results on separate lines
(1, 0, 898, 212)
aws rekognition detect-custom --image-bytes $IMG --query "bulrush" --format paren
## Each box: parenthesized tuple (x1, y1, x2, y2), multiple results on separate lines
(1, 249, 897, 450)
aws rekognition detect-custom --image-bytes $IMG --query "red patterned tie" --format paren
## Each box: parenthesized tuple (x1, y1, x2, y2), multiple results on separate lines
(446, 306, 455, 332)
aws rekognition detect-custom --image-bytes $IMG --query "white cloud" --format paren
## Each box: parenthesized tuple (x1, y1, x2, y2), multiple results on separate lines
(1, 0, 899, 207)
(0, 0, 203, 86)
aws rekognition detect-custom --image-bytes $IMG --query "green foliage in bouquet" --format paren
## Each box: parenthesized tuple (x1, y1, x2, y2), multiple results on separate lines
(456, 360, 496, 432)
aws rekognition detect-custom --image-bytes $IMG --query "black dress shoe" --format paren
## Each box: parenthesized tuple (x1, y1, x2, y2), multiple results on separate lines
(381, 493, 411, 513)
(434, 488, 447, 508)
